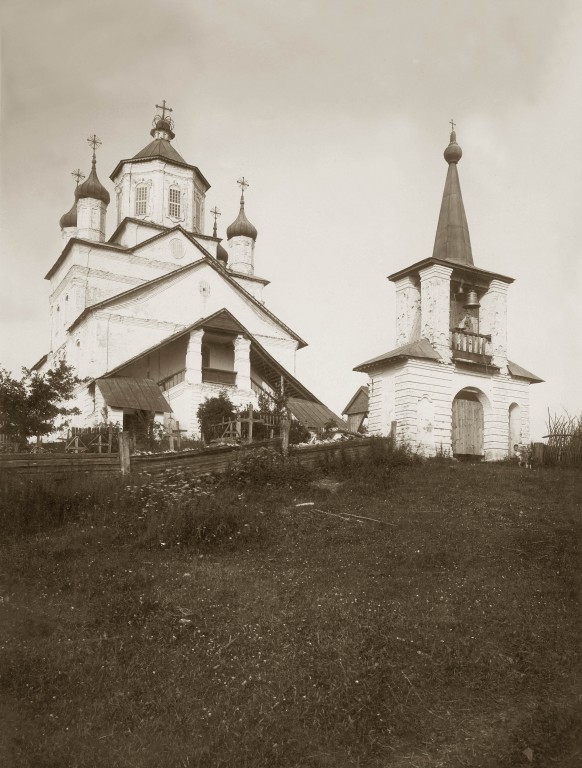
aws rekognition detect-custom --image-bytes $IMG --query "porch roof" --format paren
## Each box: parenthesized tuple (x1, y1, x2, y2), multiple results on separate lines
(96, 378, 171, 413)
(354, 339, 441, 373)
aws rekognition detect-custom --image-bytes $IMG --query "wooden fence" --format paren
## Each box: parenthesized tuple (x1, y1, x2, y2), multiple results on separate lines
(0, 437, 373, 479)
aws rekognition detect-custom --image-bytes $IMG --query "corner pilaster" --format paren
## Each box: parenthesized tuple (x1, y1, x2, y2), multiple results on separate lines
(394, 276, 421, 346)
(420, 264, 453, 362)
(480, 279, 508, 372)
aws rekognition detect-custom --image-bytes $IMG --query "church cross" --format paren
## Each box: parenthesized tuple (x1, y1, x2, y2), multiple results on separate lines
(237, 176, 249, 200)
(71, 168, 85, 186)
(156, 100, 173, 120)
(449, 118, 456, 132)
(210, 206, 221, 237)
(87, 134, 102, 153)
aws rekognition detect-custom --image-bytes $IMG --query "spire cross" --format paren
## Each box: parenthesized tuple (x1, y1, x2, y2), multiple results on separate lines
(237, 176, 249, 201)
(449, 118, 456, 132)
(87, 134, 102, 153)
(210, 206, 221, 237)
(71, 168, 85, 186)
(155, 100, 173, 120)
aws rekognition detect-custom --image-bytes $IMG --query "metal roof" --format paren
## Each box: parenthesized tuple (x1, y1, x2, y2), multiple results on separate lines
(287, 398, 345, 429)
(96, 378, 171, 412)
(354, 339, 441, 372)
(432, 132, 473, 266)
(132, 138, 186, 164)
(507, 360, 544, 383)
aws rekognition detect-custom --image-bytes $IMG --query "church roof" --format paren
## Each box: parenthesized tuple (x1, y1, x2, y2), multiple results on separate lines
(432, 130, 473, 266)
(388, 257, 514, 286)
(353, 339, 441, 372)
(132, 137, 186, 164)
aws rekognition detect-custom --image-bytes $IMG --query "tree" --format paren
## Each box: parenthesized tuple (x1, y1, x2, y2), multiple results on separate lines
(0, 361, 81, 447)
(196, 390, 236, 443)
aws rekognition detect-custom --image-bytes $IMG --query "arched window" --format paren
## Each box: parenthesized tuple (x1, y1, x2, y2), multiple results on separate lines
(135, 185, 148, 216)
(169, 187, 181, 218)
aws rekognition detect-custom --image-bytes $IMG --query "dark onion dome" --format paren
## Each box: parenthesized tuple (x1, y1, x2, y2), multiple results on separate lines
(150, 116, 175, 140)
(216, 242, 229, 264)
(444, 130, 463, 164)
(76, 156, 110, 205)
(59, 200, 77, 229)
(226, 196, 258, 240)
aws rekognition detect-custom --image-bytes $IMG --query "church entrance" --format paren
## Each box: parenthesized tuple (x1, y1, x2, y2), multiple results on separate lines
(452, 389, 484, 458)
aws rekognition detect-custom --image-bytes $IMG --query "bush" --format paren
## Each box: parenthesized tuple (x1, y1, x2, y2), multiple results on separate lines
(289, 420, 311, 445)
(197, 391, 236, 443)
(225, 446, 314, 487)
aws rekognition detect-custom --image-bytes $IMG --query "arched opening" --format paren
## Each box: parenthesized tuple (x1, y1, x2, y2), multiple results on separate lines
(508, 402, 521, 455)
(452, 387, 485, 459)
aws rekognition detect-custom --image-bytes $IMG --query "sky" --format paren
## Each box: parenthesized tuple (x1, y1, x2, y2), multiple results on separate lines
(1, 0, 581, 440)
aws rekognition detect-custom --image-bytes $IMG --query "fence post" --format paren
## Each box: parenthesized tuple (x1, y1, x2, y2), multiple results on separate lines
(248, 404, 254, 444)
(119, 431, 132, 476)
(281, 417, 290, 456)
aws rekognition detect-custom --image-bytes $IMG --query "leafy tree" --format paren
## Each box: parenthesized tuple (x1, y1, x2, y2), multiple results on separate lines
(196, 390, 236, 443)
(0, 361, 81, 448)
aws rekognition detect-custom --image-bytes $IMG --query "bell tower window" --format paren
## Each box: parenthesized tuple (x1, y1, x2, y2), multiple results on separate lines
(135, 185, 148, 216)
(169, 187, 181, 218)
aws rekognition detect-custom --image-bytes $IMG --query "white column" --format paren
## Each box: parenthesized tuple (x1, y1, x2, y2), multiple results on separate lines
(420, 264, 453, 362)
(394, 276, 421, 346)
(185, 329, 204, 384)
(234, 335, 251, 391)
(480, 279, 508, 372)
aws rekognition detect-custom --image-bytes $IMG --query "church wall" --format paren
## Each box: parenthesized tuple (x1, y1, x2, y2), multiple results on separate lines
(254, 335, 298, 373)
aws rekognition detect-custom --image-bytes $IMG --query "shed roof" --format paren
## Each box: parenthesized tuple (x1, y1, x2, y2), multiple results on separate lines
(287, 398, 345, 429)
(342, 386, 369, 416)
(96, 378, 171, 412)
(354, 339, 440, 373)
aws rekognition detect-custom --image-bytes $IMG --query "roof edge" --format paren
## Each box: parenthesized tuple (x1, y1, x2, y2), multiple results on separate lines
(388, 257, 514, 285)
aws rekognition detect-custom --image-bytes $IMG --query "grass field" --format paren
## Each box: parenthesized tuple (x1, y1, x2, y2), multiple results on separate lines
(1, 446, 581, 767)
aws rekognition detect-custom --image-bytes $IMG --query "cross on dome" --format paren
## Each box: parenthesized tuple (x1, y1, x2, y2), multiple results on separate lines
(449, 118, 456, 132)
(210, 206, 221, 238)
(155, 100, 173, 120)
(237, 176, 249, 199)
(87, 134, 102, 156)
(71, 169, 85, 186)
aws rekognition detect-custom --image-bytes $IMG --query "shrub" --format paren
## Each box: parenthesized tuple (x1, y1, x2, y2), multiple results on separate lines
(196, 391, 236, 443)
(225, 446, 314, 487)
(289, 419, 311, 445)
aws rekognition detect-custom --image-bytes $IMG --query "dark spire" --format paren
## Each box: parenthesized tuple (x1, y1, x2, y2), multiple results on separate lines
(76, 135, 110, 205)
(226, 177, 258, 240)
(432, 125, 473, 266)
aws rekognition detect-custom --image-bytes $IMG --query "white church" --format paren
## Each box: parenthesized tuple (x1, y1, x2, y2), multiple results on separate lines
(35, 103, 343, 438)
(353, 128, 542, 460)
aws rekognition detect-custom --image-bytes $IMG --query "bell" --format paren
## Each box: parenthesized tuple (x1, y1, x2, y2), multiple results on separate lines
(464, 290, 480, 309)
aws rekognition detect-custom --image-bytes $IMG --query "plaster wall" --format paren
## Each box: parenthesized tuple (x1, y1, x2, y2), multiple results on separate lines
(479, 280, 509, 371)
(113, 160, 206, 234)
(228, 236, 255, 275)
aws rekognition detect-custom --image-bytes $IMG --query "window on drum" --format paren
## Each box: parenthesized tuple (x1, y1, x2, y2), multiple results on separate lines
(135, 185, 148, 216)
(169, 187, 181, 218)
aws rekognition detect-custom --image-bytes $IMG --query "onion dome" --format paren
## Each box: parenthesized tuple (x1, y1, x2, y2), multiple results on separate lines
(444, 130, 462, 164)
(226, 193, 258, 241)
(216, 242, 229, 265)
(76, 151, 110, 205)
(59, 201, 77, 229)
(150, 115, 175, 140)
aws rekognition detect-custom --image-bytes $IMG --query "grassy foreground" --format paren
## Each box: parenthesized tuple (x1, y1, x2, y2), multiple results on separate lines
(0, 447, 581, 767)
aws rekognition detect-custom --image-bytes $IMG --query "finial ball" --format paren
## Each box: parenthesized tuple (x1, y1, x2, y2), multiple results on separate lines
(444, 131, 462, 164)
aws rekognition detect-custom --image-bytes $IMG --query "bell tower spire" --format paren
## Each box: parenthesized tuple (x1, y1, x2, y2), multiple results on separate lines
(432, 123, 474, 266)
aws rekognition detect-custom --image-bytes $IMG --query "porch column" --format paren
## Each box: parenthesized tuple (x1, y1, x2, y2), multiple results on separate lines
(185, 328, 204, 384)
(420, 264, 453, 362)
(480, 279, 508, 373)
(234, 335, 251, 391)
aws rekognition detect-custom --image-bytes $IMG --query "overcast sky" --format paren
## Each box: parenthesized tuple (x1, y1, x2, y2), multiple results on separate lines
(1, 0, 581, 439)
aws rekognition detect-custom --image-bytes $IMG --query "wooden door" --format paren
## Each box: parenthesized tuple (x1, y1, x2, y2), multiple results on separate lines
(452, 393, 484, 456)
